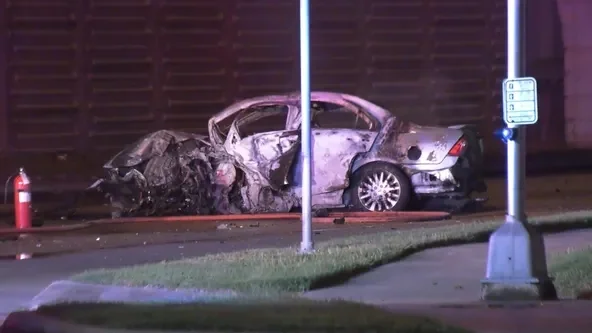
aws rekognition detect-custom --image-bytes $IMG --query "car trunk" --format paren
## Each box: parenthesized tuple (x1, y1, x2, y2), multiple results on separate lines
(448, 124, 486, 194)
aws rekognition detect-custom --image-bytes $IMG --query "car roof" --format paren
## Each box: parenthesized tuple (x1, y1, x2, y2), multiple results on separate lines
(209, 91, 392, 125)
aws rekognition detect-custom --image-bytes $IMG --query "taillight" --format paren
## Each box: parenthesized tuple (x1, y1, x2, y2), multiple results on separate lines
(448, 137, 467, 156)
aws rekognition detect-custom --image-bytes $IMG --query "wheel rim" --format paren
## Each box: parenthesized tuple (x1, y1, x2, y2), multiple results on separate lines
(357, 170, 401, 211)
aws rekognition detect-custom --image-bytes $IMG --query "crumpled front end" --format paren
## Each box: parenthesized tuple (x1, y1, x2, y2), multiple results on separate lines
(92, 130, 243, 217)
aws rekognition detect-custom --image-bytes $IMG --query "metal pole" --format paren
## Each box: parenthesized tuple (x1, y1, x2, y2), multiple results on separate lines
(299, 0, 314, 254)
(481, 0, 556, 301)
(506, 0, 525, 221)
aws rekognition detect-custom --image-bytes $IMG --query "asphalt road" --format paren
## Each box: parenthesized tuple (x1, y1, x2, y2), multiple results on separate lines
(2, 172, 592, 256)
(1, 172, 592, 316)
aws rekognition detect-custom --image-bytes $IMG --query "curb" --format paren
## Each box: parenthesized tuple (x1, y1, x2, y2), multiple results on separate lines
(0, 210, 451, 237)
(2, 281, 246, 333)
(0, 311, 223, 333)
(28, 281, 240, 311)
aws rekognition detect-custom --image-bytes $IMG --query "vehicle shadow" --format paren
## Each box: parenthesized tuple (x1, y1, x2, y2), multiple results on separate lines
(419, 197, 499, 215)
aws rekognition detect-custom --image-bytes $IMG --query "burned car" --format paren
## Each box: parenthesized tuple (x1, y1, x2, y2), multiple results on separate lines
(91, 92, 487, 217)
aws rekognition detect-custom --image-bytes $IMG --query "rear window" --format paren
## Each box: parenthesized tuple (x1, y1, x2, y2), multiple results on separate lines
(312, 102, 375, 130)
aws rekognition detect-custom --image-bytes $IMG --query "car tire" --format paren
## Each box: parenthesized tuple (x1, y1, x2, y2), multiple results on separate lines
(349, 163, 411, 212)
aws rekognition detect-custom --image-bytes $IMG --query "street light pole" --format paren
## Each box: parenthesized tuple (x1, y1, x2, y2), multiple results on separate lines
(299, 0, 314, 254)
(506, 0, 525, 222)
(481, 0, 556, 301)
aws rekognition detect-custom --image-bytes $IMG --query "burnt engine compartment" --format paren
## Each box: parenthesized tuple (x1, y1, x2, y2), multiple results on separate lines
(98, 138, 245, 217)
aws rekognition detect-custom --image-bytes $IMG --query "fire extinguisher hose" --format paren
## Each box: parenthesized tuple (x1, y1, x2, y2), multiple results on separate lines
(3, 172, 19, 205)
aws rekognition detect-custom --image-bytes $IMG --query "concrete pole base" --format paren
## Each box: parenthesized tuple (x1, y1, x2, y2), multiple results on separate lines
(481, 278, 557, 301)
(299, 242, 315, 255)
(481, 215, 557, 301)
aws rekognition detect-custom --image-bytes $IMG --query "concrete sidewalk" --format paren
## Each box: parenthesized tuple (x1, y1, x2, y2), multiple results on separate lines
(305, 229, 592, 304)
(304, 229, 592, 332)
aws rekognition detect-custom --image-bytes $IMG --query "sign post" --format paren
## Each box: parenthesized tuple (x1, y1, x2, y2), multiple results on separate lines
(299, 0, 314, 254)
(481, 0, 556, 300)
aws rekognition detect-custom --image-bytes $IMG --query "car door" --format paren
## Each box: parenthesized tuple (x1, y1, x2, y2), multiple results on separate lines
(307, 100, 378, 195)
(223, 104, 301, 190)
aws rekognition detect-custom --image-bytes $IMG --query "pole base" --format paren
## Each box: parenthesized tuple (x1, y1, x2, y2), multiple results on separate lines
(481, 215, 557, 301)
(481, 278, 557, 301)
(299, 242, 315, 255)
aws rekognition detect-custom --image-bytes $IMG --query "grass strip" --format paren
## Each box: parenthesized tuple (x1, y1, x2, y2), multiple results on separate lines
(36, 299, 471, 333)
(72, 210, 592, 295)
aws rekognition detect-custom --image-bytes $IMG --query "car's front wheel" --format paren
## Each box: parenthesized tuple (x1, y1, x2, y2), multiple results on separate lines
(349, 163, 411, 212)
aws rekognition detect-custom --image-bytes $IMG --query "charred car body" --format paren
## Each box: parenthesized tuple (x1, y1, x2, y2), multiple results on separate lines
(91, 92, 487, 217)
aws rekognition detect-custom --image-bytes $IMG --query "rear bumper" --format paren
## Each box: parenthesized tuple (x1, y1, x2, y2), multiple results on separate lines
(410, 158, 487, 197)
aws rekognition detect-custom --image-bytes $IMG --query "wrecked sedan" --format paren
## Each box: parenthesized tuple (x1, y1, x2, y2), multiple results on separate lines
(91, 91, 487, 217)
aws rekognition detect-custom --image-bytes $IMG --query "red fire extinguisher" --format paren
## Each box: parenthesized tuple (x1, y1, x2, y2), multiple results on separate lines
(14, 167, 32, 230)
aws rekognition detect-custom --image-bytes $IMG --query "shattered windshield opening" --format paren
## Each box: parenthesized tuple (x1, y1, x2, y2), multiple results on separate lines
(212, 115, 236, 142)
